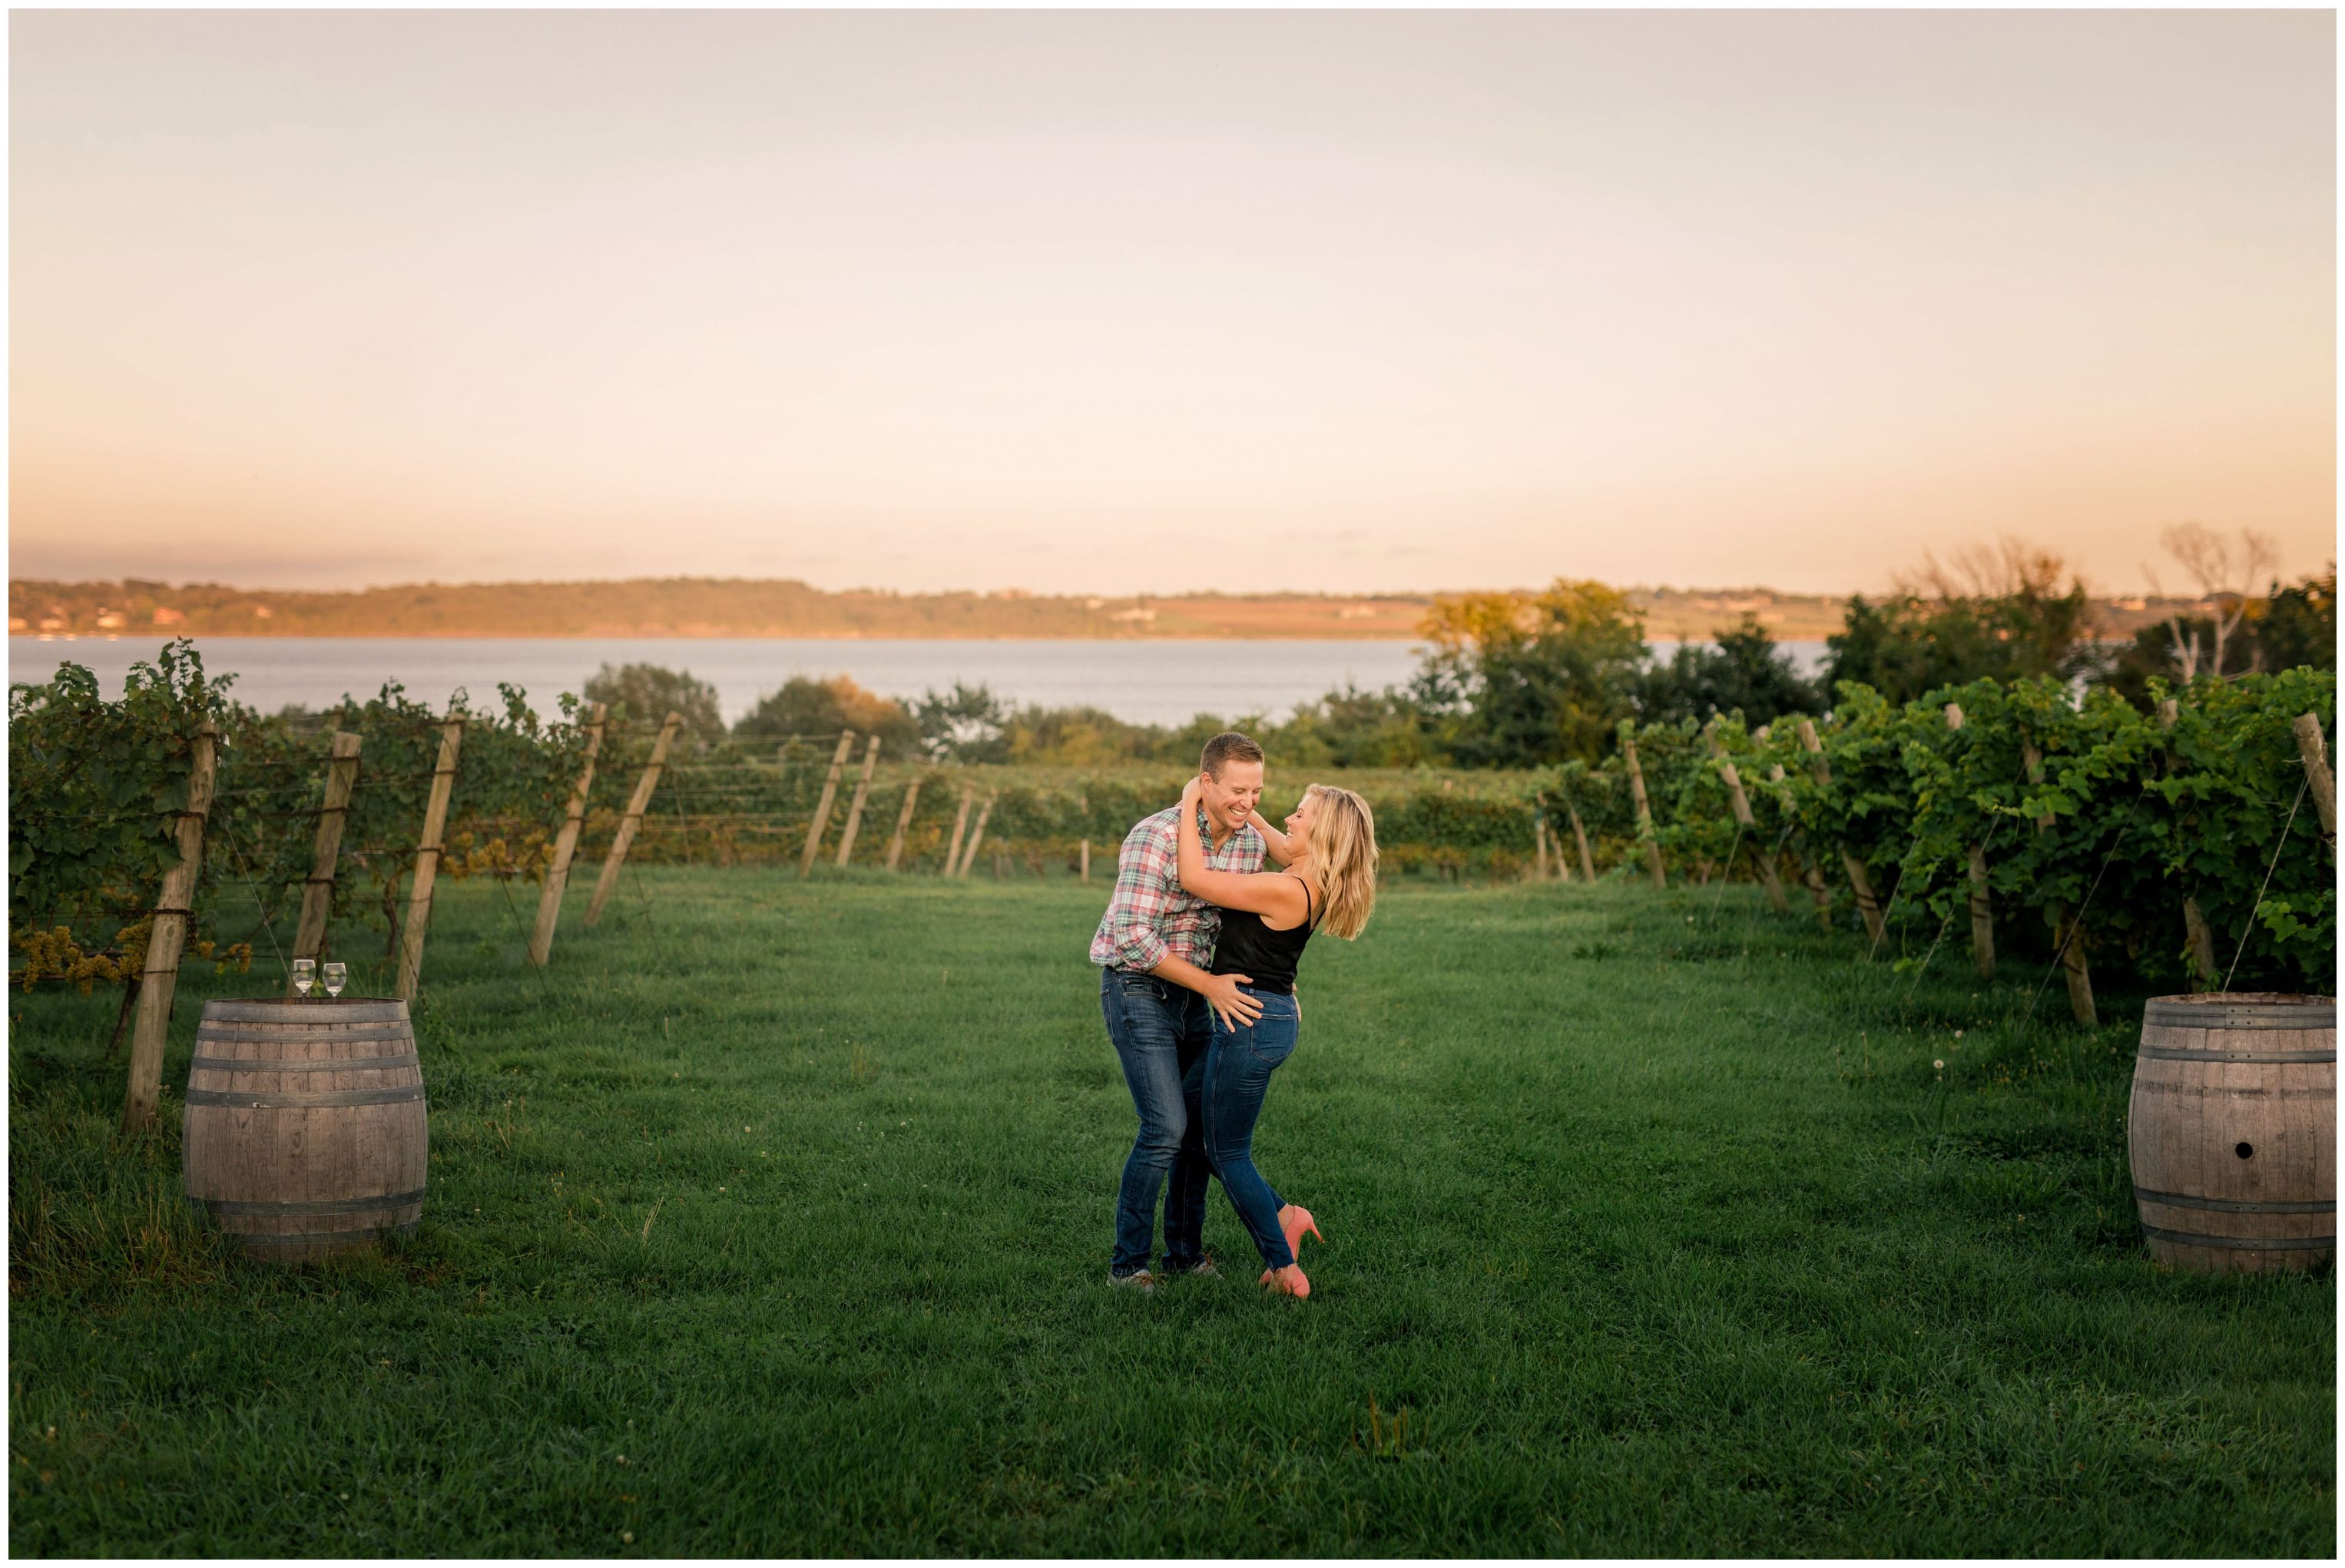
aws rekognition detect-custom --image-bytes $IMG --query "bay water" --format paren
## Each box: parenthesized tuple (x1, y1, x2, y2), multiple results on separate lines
(9, 635, 1828, 729)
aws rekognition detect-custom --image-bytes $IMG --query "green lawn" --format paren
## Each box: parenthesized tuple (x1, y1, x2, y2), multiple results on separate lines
(8, 870, 2333, 1555)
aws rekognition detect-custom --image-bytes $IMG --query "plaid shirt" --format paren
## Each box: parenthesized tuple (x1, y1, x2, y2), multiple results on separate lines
(1088, 805, 1267, 972)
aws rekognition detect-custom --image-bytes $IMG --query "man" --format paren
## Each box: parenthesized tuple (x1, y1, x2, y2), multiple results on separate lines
(1090, 730, 1270, 1289)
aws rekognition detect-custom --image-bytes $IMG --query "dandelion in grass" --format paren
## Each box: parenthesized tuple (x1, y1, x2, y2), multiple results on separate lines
(1934, 1059, 1945, 1070)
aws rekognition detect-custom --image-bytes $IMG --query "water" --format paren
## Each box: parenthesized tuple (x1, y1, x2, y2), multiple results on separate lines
(8, 635, 1830, 728)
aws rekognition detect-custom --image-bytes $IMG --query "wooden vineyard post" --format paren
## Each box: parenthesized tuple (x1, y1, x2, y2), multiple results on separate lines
(2155, 698, 2220, 988)
(121, 720, 220, 1133)
(884, 779, 922, 872)
(2181, 898, 2219, 991)
(585, 710, 682, 928)
(833, 734, 884, 867)
(942, 786, 975, 877)
(1568, 806, 1596, 882)
(1964, 843, 1995, 979)
(528, 702, 607, 968)
(1943, 704, 1994, 979)
(1079, 839, 1091, 882)
(957, 792, 997, 878)
(799, 731, 856, 875)
(1532, 806, 1553, 882)
(1705, 730, 1787, 913)
(2294, 712, 2337, 860)
(289, 730, 363, 987)
(1796, 719, 1883, 943)
(395, 711, 467, 1002)
(2021, 738, 2096, 1027)
(1618, 724, 1667, 889)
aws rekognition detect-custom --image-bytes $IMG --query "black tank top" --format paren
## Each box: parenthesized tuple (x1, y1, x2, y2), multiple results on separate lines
(1210, 876, 1315, 994)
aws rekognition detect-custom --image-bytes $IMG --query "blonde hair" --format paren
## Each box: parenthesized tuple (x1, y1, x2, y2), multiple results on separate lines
(1300, 785, 1378, 940)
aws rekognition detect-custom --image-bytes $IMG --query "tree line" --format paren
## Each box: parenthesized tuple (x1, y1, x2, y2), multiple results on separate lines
(586, 531, 2333, 772)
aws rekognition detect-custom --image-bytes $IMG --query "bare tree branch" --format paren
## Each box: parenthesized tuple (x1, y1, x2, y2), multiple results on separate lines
(2159, 523, 2278, 678)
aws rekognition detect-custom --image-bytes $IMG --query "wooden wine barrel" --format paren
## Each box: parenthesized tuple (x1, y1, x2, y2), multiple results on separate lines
(182, 997, 427, 1263)
(2128, 992, 2334, 1274)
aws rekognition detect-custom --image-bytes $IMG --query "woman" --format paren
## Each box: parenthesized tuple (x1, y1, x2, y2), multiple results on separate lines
(1174, 776, 1379, 1299)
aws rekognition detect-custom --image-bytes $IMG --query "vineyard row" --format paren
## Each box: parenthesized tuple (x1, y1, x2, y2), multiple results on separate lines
(8, 645, 2333, 1129)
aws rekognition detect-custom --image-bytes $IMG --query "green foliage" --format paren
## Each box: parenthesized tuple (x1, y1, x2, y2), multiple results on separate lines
(1548, 758, 1635, 855)
(1636, 615, 1820, 728)
(581, 663, 724, 745)
(910, 682, 1014, 762)
(630, 754, 1557, 882)
(911, 680, 1439, 772)
(1776, 683, 1923, 888)
(1765, 672, 2335, 994)
(2135, 669, 2335, 987)
(2101, 568, 2337, 703)
(734, 675, 920, 753)
(2252, 568, 2337, 676)
(1269, 683, 1444, 769)
(1825, 559, 2095, 705)
(1002, 705, 1167, 767)
(1413, 580, 1649, 767)
(15, 642, 2332, 997)
(8, 642, 243, 969)
(9, 654, 601, 984)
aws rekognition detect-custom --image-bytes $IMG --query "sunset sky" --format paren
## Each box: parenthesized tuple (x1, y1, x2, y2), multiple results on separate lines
(10, 9, 2335, 597)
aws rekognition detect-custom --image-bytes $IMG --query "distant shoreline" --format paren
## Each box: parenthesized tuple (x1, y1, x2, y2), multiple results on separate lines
(12, 630, 1436, 643)
(9, 574, 2195, 644)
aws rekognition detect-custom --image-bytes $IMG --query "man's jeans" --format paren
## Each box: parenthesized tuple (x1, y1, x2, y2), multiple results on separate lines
(1101, 968, 1213, 1276)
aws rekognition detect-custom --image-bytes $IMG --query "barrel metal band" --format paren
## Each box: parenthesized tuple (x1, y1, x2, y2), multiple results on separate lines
(2140, 1222, 2334, 1251)
(2144, 1000, 2336, 1031)
(190, 1053, 419, 1074)
(2134, 1186, 2337, 1216)
(198, 1024, 413, 1044)
(233, 1220, 421, 1247)
(184, 1086, 426, 1110)
(190, 1187, 425, 1217)
(204, 1000, 406, 1024)
(2135, 1045, 2335, 1064)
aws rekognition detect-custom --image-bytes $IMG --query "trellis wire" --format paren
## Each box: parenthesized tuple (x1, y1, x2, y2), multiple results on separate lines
(2224, 773, 2310, 994)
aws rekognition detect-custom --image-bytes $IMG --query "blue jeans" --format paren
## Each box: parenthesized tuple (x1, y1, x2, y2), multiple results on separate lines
(1101, 968, 1214, 1276)
(1204, 987, 1299, 1270)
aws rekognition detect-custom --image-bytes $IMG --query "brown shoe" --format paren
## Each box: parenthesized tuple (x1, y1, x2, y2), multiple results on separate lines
(1108, 1269, 1160, 1292)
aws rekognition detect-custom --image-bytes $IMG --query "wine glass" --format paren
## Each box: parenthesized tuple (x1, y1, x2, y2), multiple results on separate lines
(291, 958, 315, 997)
(323, 961, 348, 998)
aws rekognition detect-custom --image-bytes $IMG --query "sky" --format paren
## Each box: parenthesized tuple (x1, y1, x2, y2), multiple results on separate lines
(9, 9, 2336, 597)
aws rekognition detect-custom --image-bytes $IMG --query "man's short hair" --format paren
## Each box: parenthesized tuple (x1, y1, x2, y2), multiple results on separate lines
(1201, 731, 1265, 779)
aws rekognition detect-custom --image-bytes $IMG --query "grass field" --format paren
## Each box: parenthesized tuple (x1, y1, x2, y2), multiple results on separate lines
(9, 869, 2334, 1555)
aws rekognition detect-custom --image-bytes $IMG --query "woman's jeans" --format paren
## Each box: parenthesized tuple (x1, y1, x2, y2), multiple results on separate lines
(1204, 986, 1300, 1270)
(1101, 969, 1214, 1277)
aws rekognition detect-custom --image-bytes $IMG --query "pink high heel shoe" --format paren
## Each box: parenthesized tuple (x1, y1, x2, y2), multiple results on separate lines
(1277, 1203, 1323, 1261)
(1260, 1263, 1311, 1299)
